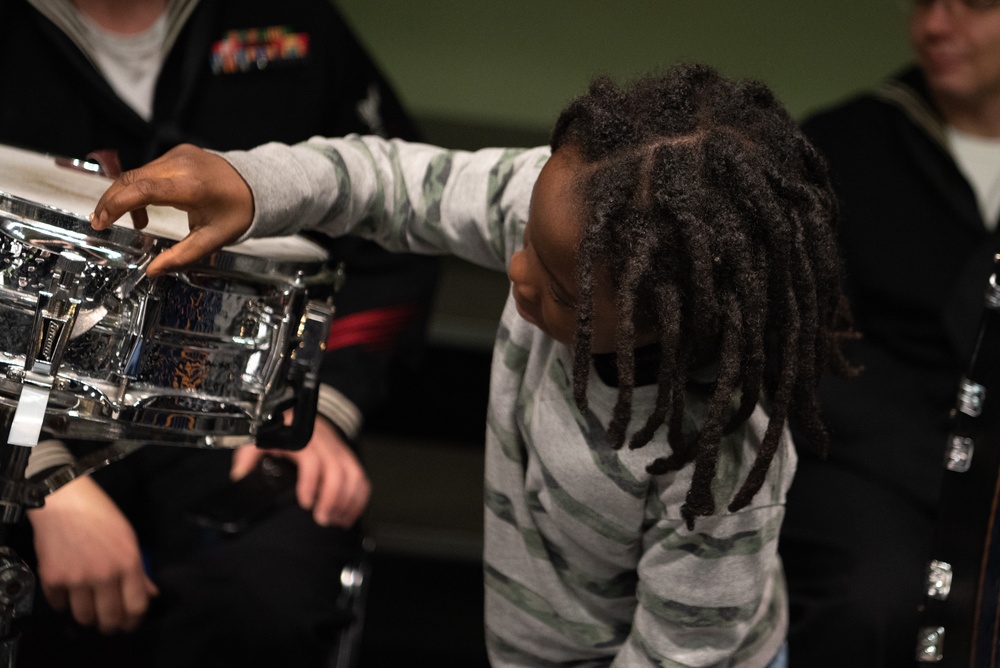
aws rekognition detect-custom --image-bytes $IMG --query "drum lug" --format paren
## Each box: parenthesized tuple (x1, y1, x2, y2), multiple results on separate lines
(23, 252, 88, 380)
(295, 299, 336, 374)
(255, 299, 335, 450)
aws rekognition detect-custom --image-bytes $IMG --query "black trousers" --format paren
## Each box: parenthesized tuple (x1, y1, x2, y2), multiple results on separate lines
(8, 446, 359, 668)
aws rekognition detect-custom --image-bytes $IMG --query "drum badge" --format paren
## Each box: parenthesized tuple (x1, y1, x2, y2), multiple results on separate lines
(210, 26, 309, 75)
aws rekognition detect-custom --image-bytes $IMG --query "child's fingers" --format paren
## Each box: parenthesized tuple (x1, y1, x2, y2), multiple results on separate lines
(90, 149, 193, 230)
(145, 222, 243, 276)
(128, 208, 150, 231)
(90, 145, 254, 276)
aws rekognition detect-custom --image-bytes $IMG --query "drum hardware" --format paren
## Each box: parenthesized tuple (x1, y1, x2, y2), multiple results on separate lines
(0, 442, 141, 522)
(8, 252, 90, 449)
(24, 252, 87, 372)
(34, 442, 142, 496)
(55, 148, 122, 181)
(69, 254, 151, 340)
(0, 437, 42, 667)
(0, 545, 34, 668)
(255, 296, 334, 449)
(0, 452, 35, 524)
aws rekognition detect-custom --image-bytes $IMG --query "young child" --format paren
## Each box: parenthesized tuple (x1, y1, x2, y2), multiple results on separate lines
(93, 63, 854, 667)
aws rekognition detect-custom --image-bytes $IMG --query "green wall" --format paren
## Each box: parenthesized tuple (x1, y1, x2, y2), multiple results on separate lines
(337, 1, 913, 147)
(334, 1, 916, 348)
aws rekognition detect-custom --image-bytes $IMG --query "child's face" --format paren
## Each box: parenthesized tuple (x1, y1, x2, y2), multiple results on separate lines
(508, 148, 623, 354)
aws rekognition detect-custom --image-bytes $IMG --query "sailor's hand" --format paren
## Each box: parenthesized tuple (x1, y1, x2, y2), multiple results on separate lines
(232, 414, 371, 528)
(28, 476, 159, 633)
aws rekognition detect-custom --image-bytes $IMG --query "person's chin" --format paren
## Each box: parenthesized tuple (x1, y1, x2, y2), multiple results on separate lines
(920, 54, 968, 93)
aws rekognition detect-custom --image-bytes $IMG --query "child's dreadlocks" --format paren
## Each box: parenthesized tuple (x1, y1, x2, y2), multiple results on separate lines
(550, 63, 856, 528)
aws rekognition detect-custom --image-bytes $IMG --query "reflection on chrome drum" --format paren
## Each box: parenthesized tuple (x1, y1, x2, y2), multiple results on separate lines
(0, 190, 335, 449)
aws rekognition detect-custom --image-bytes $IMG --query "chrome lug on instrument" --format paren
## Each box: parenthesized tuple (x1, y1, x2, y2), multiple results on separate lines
(23, 251, 86, 380)
(295, 299, 336, 384)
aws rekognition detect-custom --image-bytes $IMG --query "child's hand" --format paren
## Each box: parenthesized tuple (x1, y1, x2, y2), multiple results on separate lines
(90, 144, 254, 277)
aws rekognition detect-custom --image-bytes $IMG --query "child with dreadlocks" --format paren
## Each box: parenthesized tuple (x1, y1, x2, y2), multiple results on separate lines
(92, 63, 853, 667)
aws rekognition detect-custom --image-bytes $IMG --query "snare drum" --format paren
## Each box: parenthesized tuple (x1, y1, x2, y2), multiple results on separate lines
(0, 143, 335, 449)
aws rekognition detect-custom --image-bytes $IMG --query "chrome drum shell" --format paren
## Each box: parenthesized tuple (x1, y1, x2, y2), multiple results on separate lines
(0, 190, 333, 448)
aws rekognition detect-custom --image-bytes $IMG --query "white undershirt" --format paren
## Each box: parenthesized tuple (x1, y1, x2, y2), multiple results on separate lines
(947, 126, 1000, 232)
(74, 10, 168, 120)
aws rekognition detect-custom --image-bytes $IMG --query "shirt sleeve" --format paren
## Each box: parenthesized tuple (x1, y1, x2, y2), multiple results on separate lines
(224, 136, 549, 272)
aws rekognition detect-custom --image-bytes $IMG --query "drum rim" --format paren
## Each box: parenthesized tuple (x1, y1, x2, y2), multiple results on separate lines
(0, 191, 330, 279)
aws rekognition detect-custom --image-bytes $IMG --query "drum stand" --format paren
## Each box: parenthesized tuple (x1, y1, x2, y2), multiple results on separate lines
(0, 442, 40, 668)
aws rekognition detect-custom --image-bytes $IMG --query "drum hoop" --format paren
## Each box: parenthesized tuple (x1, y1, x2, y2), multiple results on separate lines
(0, 191, 329, 279)
(0, 189, 154, 267)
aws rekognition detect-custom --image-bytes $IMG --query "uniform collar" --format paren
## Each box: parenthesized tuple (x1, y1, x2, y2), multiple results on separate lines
(875, 66, 948, 150)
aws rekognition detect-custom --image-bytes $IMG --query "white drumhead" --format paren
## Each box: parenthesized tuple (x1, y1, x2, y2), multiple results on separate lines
(0, 143, 327, 262)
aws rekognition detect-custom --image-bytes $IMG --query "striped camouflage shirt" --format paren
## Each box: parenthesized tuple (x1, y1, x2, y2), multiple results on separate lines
(226, 136, 793, 667)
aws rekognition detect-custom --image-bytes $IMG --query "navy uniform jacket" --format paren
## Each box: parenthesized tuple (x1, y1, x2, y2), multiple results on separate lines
(780, 66, 1000, 667)
(797, 66, 998, 512)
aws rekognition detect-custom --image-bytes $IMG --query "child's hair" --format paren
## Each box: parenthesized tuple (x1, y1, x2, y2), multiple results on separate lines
(550, 63, 856, 527)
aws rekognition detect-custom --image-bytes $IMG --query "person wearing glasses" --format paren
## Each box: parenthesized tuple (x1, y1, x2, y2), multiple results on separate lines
(778, 1, 1000, 665)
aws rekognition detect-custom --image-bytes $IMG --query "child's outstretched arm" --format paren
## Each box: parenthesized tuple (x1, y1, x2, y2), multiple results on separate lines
(92, 137, 549, 276)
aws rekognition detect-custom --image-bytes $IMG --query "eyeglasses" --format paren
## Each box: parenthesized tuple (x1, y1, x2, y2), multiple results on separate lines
(902, 0, 1000, 11)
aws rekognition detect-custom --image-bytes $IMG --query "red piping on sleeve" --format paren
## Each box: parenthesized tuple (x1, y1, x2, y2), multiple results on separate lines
(325, 303, 419, 353)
